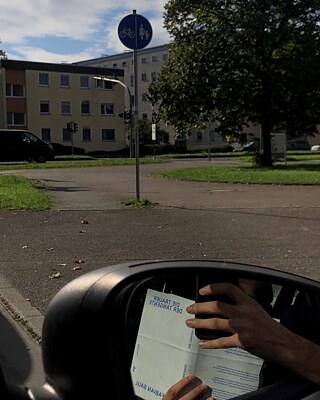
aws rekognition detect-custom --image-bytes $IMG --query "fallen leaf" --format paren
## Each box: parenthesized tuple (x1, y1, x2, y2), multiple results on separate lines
(74, 259, 85, 264)
(49, 271, 61, 279)
(72, 266, 82, 271)
(79, 230, 86, 233)
(22, 245, 28, 249)
(47, 248, 54, 251)
(81, 220, 89, 224)
(58, 263, 67, 267)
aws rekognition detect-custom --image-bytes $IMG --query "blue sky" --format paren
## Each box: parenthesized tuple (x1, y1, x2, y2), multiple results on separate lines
(0, 0, 170, 63)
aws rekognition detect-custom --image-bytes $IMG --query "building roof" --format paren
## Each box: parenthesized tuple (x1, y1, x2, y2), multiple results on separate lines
(0, 59, 124, 77)
(73, 44, 169, 66)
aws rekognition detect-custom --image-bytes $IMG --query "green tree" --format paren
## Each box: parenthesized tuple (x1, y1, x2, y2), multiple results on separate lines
(149, 0, 320, 165)
(0, 40, 7, 59)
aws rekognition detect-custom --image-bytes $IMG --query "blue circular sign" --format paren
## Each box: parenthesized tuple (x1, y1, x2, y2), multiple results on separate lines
(118, 13, 153, 50)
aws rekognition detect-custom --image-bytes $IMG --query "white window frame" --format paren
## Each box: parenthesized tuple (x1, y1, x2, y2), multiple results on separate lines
(81, 101, 91, 115)
(80, 75, 90, 89)
(101, 128, 116, 141)
(61, 101, 71, 115)
(40, 100, 50, 114)
(41, 127, 51, 142)
(6, 83, 25, 97)
(7, 112, 26, 126)
(39, 72, 49, 87)
(101, 103, 114, 116)
(60, 74, 70, 88)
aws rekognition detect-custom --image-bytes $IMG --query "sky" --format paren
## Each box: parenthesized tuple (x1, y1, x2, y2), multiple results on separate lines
(0, 0, 170, 63)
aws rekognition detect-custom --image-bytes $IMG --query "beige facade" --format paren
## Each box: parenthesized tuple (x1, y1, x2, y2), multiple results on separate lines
(74, 45, 235, 149)
(74, 45, 179, 143)
(0, 60, 128, 153)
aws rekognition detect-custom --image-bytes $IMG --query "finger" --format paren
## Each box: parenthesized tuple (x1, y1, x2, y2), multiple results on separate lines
(186, 317, 233, 333)
(186, 300, 235, 317)
(163, 375, 196, 400)
(181, 382, 211, 400)
(198, 282, 247, 303)
(199, 334, 241, 350)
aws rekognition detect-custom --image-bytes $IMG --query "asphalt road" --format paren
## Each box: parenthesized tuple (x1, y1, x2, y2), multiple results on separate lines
(0, 159, 320, 315)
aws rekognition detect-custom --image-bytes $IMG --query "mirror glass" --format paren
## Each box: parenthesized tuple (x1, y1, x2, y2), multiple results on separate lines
(122, 270, 320, 400)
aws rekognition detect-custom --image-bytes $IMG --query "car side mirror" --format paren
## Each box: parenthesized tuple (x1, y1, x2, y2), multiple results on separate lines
(23, 260, 320, 400)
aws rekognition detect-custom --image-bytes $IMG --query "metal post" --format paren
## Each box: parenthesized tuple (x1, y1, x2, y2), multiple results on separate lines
(133, 10, 140, 201)
(207, 121, 211, 161)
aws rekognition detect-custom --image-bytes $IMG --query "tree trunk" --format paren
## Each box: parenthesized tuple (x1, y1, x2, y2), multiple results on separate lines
(260, 121, 273, 167)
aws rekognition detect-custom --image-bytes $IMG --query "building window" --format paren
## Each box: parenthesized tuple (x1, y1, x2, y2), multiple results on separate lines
(102, 80, 114, 90)
(101, 103, 114, 115)
(102, 129, 115, 141)
(113, 63, 117, 68)
(130, 75, 134, 86)
(141, 73, 147, 81)
(7, 112, 25, 125)
(81, 101, 90, 115)
(82, 128, 91, 141)
(80, 75, 89, 88)
(151, 72, 157, 81)
(152, 55, 158, 62)
(61, 101, 71, 115)
(122, 61, 127, 67)
(41, 128, 51, 141)
(141, 57, 147, 64)
(62, 128, 71, 141)
(60, 74, 70, 88)
(40, 101, 50, 114)
(142, 113, 148, 120)
(39, 73, 49, 86)
(163, 53, 168, 61)
(6, 84, 24, 97)
(196, 132, 203, 141)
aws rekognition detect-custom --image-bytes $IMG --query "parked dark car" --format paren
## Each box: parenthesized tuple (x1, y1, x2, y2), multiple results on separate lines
(0, 129, 55, 163)
(286, 140, 311, 150)
(50, 142, 86, 156)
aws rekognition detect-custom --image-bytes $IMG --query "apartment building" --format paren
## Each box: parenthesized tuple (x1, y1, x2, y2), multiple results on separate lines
(75, 45, 232, 148)
(0, 59, 127, 153)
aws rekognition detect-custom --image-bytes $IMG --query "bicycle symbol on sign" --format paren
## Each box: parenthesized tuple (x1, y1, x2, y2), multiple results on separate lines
(119, 27, 135, 39)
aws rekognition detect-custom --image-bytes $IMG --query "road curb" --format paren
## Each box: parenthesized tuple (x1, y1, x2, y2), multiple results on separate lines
(0, 275, 43, 344)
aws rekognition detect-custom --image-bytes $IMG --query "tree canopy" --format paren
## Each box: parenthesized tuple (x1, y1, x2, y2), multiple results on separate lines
(149, 0, 320, 165)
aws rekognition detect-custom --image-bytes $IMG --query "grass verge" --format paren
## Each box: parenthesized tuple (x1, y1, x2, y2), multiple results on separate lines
(0, 157, 164, 171)
(154, 163, 320, 185)
(122, 198, 156, 208)
(0, 175, 50, 210)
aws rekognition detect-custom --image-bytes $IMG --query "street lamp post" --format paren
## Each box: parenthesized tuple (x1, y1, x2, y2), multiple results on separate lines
(94, 76, 134, 158)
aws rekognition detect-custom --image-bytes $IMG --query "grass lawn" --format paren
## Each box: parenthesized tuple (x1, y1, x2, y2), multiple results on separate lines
(154, 163, 320, 185)
(0, 157, 163, 171)
(0, 175, 50, 210)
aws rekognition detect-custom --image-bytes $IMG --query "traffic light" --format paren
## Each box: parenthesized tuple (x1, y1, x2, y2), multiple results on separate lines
(73, 123, 78, 133)
(124, 110, 131, 125)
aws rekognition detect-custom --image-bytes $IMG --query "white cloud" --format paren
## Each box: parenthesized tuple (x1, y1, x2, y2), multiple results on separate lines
(0, 0, 170, 62)
(8, 46, 101, 64)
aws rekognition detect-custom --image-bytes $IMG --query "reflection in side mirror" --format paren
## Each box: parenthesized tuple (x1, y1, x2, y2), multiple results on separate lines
(34, 260, 320, 400)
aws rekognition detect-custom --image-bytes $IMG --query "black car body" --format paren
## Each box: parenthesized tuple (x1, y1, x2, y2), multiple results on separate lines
(0, 129, 55, 163)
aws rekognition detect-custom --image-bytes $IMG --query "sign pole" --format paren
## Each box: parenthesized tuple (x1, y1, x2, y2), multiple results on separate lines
(133, 46, 140, 200)
(118, 9, 152, 201)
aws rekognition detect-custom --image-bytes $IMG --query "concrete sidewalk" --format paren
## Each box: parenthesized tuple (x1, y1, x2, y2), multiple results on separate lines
(0, 275, 44, 388)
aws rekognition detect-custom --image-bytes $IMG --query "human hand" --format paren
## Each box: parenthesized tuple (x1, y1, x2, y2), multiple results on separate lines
(163, 375, 214, 400)
(185, 283, 294, 363)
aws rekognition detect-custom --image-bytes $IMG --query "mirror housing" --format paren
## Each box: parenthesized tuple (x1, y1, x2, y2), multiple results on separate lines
(33, 260, 320, 400)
